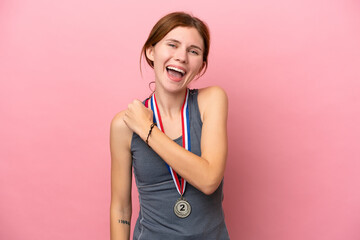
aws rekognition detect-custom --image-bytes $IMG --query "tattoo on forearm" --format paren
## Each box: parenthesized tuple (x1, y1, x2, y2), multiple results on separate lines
(118, 219, 130, 226)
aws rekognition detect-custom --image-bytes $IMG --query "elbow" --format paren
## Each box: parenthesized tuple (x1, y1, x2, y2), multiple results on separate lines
(110, 201, 132, 217)
(202, 187, 217, 196)
(200, 179, 222, 196)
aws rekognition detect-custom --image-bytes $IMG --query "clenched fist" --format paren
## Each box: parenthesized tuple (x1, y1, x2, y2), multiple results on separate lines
(123, 100, 154, 140)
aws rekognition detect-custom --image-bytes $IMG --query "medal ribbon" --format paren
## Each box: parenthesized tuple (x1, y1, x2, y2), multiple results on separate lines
(145, 89, 191, 196)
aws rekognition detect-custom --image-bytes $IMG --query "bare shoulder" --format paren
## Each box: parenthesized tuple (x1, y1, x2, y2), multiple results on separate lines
(110, 110, 133, 149)
(111, 110, 127, 131)
(198, 86, 228, 103)
(197, 86, 228, 118)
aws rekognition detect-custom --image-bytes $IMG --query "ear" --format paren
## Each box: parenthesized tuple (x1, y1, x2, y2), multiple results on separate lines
(198, 61, 206, 75)
(146, 46, 155, 62)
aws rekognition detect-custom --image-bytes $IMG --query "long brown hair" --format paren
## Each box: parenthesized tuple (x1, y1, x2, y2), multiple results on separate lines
(140, 12, 210, 77)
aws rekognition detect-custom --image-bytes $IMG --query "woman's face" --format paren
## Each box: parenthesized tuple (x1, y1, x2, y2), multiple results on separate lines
(146, 26, 205, 93)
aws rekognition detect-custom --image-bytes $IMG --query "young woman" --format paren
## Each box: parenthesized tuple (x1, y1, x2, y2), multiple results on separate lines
(110, 12, 230, 239)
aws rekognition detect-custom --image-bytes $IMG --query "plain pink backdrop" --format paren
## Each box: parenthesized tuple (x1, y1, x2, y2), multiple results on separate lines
(1, 0, 360, 239)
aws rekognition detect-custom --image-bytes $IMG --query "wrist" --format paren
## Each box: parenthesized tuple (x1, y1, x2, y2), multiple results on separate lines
(145, 123, 157, 147)
(141, 121, 155, 141)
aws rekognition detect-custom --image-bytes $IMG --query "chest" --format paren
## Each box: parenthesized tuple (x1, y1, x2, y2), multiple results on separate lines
(159, 115, 183, 140)
(132, 127, 202, 186)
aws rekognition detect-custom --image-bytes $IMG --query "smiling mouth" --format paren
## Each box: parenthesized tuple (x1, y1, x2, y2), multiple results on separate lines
(166, 66, 186, 79)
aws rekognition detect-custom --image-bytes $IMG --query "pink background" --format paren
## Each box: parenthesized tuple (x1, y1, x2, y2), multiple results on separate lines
(1, 0, 360, 239)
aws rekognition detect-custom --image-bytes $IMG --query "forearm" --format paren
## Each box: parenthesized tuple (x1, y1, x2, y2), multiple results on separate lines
(146, 127, 224, 195)
(110, 206, 131, 240)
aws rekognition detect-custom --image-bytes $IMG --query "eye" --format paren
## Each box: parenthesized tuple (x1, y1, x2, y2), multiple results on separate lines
(168, 43, 177, 48)
(189, 50, 199, 55)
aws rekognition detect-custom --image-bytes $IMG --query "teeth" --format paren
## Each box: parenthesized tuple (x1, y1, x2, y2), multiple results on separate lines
(167, 66, 185, 75)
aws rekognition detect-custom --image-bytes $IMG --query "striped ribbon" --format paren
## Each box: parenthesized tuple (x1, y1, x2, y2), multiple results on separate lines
(145, 89, 191, 196)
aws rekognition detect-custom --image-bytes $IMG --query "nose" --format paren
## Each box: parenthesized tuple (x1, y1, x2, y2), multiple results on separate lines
(174, 48, 187, 63)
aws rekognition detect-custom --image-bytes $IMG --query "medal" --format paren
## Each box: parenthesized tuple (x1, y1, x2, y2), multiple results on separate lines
(174, 196, 191, 218)
(147, 89, 192, 218)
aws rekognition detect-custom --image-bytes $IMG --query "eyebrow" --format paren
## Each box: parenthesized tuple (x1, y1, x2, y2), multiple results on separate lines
(165, 38, 203, 52)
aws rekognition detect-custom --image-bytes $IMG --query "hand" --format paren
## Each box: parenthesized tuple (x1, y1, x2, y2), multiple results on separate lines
(123, 99, 153, 140)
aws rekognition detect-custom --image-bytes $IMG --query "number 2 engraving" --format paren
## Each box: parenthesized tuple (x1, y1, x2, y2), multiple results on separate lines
(180, 204, 185, 211)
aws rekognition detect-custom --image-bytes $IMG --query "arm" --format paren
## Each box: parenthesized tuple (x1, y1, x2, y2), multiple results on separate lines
(110, 111, 133, 240)
(124, 86, 228, 195)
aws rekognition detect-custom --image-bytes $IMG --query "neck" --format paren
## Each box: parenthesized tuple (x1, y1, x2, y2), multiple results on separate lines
(154, 88, 187, 118)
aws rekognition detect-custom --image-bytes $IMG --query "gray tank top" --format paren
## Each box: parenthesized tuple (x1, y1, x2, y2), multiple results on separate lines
(131, 89, 230, 239)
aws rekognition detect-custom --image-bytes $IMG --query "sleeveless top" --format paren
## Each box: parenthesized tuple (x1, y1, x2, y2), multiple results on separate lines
(131, 89, 230, 240)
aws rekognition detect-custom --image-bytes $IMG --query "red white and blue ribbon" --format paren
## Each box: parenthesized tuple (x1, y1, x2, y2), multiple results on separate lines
(145, 89, 191, 196)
